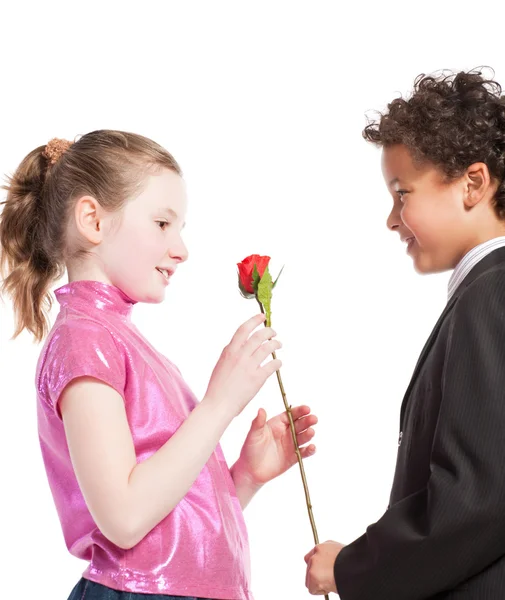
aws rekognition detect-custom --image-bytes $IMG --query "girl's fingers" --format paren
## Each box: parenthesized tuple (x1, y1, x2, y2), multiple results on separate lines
(228, 313, 266, 351)
(252, 408, 267, 429)
(253, 338, 282, 365)
(300, 444, 316, 459)
(243, 326, 278, 357)
(296, 429, 316, 447)
(260, 358, 282, 379)
(283, 413, 318, 434)
(280, 405, 313, 425)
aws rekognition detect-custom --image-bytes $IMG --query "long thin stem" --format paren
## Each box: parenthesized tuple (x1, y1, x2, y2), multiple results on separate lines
(258, 300, 329, 600)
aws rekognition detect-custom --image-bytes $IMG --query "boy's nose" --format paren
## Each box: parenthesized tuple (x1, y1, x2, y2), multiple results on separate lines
(386, 208, 401, 231)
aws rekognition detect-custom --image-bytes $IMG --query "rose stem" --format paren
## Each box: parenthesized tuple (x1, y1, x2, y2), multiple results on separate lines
(257, 300, 328, 599)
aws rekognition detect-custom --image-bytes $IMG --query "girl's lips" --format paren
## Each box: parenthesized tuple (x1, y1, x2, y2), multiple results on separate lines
(156, 267, 171, 282)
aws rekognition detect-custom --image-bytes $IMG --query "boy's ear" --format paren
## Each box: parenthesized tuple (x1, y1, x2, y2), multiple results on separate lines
(464, 162, 494, 208)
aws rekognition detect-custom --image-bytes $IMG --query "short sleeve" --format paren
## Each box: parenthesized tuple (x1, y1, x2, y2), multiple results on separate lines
(42, 318, 127, 419)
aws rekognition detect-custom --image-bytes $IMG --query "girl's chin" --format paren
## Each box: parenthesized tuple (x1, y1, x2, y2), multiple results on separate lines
(125, 288, 166, 305)
(143, 291, 166, 304)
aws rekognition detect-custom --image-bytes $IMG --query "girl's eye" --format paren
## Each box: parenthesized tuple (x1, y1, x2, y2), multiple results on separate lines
(157, 221, 170, 231)
(397, 190, 408, 201)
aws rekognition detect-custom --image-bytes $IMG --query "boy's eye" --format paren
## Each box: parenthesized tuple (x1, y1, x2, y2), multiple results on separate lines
(397, 190, 408, 201)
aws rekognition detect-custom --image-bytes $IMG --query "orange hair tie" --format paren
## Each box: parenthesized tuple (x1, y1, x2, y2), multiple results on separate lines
(43, 138, 73, 165)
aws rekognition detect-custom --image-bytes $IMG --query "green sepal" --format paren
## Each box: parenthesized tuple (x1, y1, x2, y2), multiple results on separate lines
(272, 265, 284, 289)
(257, 266, 273, 326)
(238, 273, 255, 299)
(252, 264, 261, 293)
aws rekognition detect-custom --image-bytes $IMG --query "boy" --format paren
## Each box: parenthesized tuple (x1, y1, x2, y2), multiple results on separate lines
(305, 69, 505, 599)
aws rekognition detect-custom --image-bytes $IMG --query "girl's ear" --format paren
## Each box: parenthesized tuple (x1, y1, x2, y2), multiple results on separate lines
(74, 195, 106, 245)
(464, 162, 494, 208)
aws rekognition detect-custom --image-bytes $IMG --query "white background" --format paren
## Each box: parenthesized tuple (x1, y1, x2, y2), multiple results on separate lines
(0, 1, 503, 598)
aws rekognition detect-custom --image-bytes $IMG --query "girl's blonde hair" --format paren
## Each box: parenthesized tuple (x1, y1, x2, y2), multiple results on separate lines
(0, 130, 181, 342)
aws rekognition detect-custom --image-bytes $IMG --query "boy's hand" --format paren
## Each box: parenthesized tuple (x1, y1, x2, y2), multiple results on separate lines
(305, 541, 344, 595)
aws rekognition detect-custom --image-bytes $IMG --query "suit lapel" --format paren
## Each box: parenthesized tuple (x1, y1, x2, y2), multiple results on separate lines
(398, 295, 457, 427)
(399, 246, 505, 428)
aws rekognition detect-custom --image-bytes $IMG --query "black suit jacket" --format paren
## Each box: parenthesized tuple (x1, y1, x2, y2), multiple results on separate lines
(334, 247, 505, 599)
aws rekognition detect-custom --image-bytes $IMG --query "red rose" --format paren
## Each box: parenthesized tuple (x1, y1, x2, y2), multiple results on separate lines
(237, 254, 271, 294)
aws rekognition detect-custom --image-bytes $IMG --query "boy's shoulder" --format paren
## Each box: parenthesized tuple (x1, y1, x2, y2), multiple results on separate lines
(453, 262, 505, 316)
(464, 260, 505, 291)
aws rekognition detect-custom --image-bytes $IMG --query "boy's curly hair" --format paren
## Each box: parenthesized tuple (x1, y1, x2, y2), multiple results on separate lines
(363, 68, 505, 218)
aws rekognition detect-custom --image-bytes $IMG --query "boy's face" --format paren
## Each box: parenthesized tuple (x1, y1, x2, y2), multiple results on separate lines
(381, 144, 475, 274)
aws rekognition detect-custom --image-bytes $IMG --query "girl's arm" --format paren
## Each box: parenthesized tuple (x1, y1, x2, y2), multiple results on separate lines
(62, 380, 230, 549)
(60, 315, 281, 550)
(230, 460, 263, 509)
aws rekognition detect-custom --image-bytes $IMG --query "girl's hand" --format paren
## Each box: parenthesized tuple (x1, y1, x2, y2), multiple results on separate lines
(234, 405, 318, 486)
(204, 314, 282, 418)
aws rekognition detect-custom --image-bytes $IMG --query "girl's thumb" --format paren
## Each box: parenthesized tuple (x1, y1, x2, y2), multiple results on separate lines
(252, 408, 267, 429)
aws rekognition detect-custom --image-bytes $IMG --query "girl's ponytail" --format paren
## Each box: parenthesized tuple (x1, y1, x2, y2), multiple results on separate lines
(1, 145, 64, 342)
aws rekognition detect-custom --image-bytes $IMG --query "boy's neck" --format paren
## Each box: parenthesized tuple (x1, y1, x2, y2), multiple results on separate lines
(461, 221, 505, 259)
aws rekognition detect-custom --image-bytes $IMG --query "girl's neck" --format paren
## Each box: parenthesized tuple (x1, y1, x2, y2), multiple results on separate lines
(66, 261, 112, 285)
(55, 279, 136, 318)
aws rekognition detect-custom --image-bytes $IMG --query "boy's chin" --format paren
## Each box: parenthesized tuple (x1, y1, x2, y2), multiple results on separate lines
(412, 262, 433, 275)
(412, 255, 450, 275)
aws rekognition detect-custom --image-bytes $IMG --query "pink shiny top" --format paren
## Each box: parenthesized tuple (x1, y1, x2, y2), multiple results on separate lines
(36, 280, 252, 599)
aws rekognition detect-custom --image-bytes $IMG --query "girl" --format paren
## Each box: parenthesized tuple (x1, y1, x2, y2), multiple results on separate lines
(0, 131, 318, 600)
(305, 69, 505, 598)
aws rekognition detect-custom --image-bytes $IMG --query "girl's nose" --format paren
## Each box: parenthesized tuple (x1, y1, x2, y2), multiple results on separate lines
(169, 239, 189, 263)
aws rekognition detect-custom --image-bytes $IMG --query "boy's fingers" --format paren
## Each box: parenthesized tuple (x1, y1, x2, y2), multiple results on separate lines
(304, 547, 316, 563)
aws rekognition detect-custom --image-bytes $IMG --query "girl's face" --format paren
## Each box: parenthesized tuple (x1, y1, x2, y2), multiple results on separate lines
(96, 168, 188, 303)
(381, 144, 478, 274)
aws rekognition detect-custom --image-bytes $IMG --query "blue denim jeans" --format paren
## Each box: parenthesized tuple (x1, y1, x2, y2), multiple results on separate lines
(67, 578, 213, 600)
